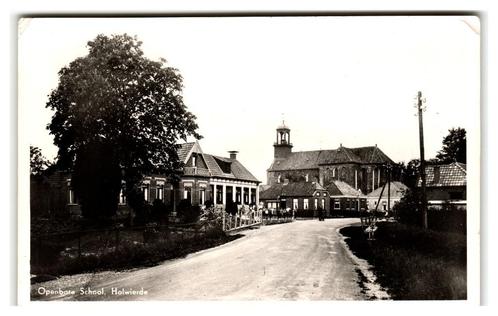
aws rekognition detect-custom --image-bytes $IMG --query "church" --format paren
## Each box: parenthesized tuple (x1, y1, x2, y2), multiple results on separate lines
(260, 121, 395, 216)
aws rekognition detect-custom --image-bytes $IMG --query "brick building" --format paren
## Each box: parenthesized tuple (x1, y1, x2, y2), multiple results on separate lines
(30, 141, 260, 219)
(260, 121, 395, 215)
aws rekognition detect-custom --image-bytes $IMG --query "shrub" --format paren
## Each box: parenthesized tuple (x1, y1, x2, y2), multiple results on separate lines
(178, 199, 201, 223)
(151, 199, 170, 224)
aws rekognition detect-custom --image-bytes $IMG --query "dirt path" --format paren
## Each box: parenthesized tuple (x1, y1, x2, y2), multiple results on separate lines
(32, 218, 383, 301)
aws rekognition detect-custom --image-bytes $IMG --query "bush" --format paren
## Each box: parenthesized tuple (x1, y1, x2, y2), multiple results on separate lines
(178, 199, 201, 223)
(151, 199, 170, 224)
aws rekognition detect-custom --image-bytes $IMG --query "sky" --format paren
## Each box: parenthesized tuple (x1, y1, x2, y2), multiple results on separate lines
(18, 16, 480, 184)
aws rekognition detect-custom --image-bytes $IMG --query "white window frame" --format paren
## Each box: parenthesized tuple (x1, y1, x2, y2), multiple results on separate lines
(143, 185, 149, 202)
(156, 185, 164, 201)
(304, 199, 309, 210)
(293, 199, 298, 209)
(119, 189, 126, 205)
(334, 201, 341, 210)
(68, 189, 75, 205)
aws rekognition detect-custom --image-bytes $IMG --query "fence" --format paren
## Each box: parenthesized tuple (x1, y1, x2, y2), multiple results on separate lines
(222, 206, 263, 232)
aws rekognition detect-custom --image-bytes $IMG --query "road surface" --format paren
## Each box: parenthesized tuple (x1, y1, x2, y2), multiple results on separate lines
(33, 218, 386, 300)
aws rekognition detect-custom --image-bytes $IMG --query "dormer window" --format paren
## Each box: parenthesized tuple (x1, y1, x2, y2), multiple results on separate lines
(192, 155, 196, 167)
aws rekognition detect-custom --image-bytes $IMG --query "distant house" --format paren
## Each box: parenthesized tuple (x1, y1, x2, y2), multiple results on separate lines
(417, 162, 467, 210)
(259, 181, 330, 216)
(325, 181, 367, 212)
(30, 141, 261, 219)
(366, 181, 408, 211)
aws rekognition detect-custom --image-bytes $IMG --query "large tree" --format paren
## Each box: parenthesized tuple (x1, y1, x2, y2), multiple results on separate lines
(46, 34, 201, 220)
(436, 127, 466, 164)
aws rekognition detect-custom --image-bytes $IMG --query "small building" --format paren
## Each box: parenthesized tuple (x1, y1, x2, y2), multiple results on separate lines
(325, 180, 367, 213)
(259, 181, 330, 216)
(366, 181, 408, 211)
(418, 162, 467, 210)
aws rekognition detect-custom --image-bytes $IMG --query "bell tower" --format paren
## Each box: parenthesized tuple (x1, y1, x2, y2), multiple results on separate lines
(274, 121, 293, 159)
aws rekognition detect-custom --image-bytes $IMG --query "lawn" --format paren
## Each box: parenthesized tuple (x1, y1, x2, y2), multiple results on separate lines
(340, 221, 467, 300)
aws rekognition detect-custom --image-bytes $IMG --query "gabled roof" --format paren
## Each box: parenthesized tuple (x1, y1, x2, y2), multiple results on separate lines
(177, 142, 195, 163)
(418, 162, 467, 187)
(367, 181, 408, 198)
(268, 145, 393, 171)
(177, 141, 259, 183)
(350, 146, 394, 164)
(325, 181, 363, 198)
(259, 182, 326, 200)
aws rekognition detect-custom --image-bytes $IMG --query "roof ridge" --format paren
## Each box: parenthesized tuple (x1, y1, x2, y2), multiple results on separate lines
(453, 162, 467, 174)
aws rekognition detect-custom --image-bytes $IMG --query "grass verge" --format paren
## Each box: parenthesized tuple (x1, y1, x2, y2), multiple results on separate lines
(340, 221, 466, 300)
(31, 230, 242, 281)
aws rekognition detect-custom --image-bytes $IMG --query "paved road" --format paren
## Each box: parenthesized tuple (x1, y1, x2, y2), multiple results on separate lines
(35, 219, 375, 300)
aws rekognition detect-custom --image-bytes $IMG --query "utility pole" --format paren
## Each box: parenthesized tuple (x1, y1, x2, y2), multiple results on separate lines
(416, 91, 428, 229)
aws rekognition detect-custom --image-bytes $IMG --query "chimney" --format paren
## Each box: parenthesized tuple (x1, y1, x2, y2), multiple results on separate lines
(228, 151, 238, 160)
(433, 166, 440, 184)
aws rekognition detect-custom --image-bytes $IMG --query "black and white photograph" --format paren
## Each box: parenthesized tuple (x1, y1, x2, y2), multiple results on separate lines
(18, 15, 480, 303)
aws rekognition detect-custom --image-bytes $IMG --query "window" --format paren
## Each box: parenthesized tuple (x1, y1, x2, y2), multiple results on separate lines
(236, 187, 241, 203)
(304, 199, 309, 210)
(334, 201, 341, 210)
(156, 185, 164, 201)
(321, 198, 325, 209)
(293, 199, 298, 209)
(332, 168, 336, 178)
(305, 174, 309, 182)
(184, 187, 192, 202)
(277, 175, 281, 183)
(200, 190, 205, 205)
(382, 201, 387, 211)
(244, 188, 249, 204)
(192, 155, 196, 167)
(346, 199, 350, 210)
(119, 189, 126, 205)
(68, 189, 75, 204)
(314, 198, 318, 209)
(216, 188, 223, 204)
(143, 185, 149, 202)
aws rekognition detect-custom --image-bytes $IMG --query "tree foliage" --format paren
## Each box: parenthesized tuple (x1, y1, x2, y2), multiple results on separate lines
(30, 146, 52, 176)
(436, 128, 466, 164)
(46, 34, 201, 220)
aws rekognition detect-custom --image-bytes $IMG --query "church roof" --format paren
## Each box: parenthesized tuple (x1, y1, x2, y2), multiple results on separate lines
(268, 146, 393, 171)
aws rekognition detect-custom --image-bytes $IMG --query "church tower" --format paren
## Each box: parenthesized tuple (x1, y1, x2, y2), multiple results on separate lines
(274, 121, 293, 159)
